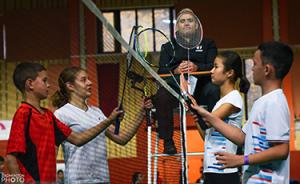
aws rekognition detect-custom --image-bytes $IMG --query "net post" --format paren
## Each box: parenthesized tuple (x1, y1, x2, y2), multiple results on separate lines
(179, 101, 189, 184)
(147, 124, 152, 184)
(153, 125, 160, 184)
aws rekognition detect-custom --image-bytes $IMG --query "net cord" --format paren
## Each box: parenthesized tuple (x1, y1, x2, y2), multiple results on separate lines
(81, 0, 184, 104)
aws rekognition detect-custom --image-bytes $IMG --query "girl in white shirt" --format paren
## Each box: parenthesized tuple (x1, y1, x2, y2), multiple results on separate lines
(191, 41, 293, 184)
(51, 67, 147, 184)
(195, 51, 250, 184)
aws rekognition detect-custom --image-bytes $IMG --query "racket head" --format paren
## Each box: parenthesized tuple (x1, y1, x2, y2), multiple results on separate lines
(136, 27, 175, 68)
(174, 9, 203, 49)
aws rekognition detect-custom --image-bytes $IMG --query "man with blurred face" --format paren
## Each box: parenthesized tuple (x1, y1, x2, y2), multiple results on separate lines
(153, 8, 219, 154)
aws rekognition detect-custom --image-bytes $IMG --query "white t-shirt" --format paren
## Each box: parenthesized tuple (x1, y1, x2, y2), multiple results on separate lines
(54, 103, 109, 184)
(242, 89, 290, 184)
(204, 90, 243, 174)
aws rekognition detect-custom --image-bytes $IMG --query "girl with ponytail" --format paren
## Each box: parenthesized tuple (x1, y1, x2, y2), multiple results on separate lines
(192, 51, 249, 184)
(52, 67, 146, 184)
(52, 67, 80, 109)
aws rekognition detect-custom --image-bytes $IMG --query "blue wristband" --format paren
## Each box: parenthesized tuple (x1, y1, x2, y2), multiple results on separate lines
(244, 155, 249, 165)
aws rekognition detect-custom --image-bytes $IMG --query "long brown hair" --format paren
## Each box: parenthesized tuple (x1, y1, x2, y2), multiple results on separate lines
(51, 66, 84, 108)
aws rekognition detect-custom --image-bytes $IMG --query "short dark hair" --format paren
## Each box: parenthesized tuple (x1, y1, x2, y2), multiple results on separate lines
(258, 41, 293, 79)
(13, 62, 46, 93)
(57, 169, 64, 174)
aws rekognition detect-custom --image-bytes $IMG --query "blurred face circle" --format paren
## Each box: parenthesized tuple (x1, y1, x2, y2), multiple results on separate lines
(210, 57, 229, 85)
(177, 13, 198, 35)
(72, 70, 92, 99)
(252, 50, 265, 85)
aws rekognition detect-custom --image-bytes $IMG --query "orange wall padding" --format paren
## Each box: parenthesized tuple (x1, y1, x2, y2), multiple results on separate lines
(290, 151, 300, 181)
(0, 141, 8, 173)
(291, 53, 300, 119)
(279, 0, 296, 151)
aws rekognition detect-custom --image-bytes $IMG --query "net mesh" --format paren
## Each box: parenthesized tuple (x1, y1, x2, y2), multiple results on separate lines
(94, 35, 185, 184)
(101, 28, 185, 184)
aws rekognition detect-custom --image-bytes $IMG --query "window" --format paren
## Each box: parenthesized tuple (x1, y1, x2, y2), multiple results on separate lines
(97, 7, 175, 53)
(102, 12, 115, 52)
(154, 8, 172, 51)
(120, 10, 136, 53)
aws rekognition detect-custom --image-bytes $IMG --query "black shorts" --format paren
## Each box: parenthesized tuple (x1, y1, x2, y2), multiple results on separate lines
(204, 172, 241, 184)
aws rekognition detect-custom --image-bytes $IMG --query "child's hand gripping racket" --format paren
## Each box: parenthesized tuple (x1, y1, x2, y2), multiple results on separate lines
(114, 105, 124, 134)
(180, 73, 208, 130)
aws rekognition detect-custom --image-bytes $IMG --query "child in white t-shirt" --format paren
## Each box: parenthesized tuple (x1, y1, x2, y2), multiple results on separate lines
(191, 41, 293, 184)
(52, 67, 149, 184)
(193, 51, 250, 184)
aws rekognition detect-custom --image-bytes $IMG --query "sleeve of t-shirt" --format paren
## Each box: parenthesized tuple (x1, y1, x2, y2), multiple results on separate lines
(52, 114, 72, 146)
(242, 122, 247, 133)
(222, 91, 243, 110)
(6, 108, 30, 155)
(264, 100, 290, 142)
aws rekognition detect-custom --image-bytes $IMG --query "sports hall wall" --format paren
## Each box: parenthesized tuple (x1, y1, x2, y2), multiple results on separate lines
(0, 0, 300, 183)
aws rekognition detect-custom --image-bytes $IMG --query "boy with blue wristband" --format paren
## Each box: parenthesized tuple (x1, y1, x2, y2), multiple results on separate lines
(191, 41, 293, 183)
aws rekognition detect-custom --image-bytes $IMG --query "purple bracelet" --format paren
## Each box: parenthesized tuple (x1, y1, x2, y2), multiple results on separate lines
(244, 155, 249, 165)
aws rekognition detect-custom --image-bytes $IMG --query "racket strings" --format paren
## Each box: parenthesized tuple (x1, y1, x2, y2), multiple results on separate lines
(175, 12, 203, 96)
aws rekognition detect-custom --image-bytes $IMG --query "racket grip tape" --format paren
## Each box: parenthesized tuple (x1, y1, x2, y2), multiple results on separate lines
(194, 111, 209, 130)
(144, 96, 152, 126)
(185, 97, 209, 130)
(145, 110, 151, 126)
(114, 106, 123, 135)
(114, 117, 121, 134)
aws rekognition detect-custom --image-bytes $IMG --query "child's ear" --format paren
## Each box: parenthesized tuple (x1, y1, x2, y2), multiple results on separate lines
(25, 78, 34, 90)
(265, 64, 274, 77)
(65, 82, 75, 92)
(227, 69, 234, 79)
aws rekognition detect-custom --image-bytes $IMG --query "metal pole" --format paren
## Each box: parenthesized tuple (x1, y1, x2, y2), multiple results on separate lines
(272, 0, 280, 41)
(79, 0, 87, 69)
(180, 102, 188, 183)
(153, 128, 159, 184)
(147, 125, 152, 184)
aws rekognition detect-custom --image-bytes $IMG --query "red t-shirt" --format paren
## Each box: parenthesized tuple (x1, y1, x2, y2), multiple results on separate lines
(7, 102, 72, 183)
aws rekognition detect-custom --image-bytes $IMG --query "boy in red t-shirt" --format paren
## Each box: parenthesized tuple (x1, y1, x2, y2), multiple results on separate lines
(6, 62, 123, 183)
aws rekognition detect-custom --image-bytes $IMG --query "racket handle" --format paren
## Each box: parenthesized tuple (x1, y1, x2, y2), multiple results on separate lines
(193, 110, 209, 130)
(114, 106, 123, 135)
(145, 109, 151, 126)
(114, 116, 121, 135)
(185, 97, 209, 130)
